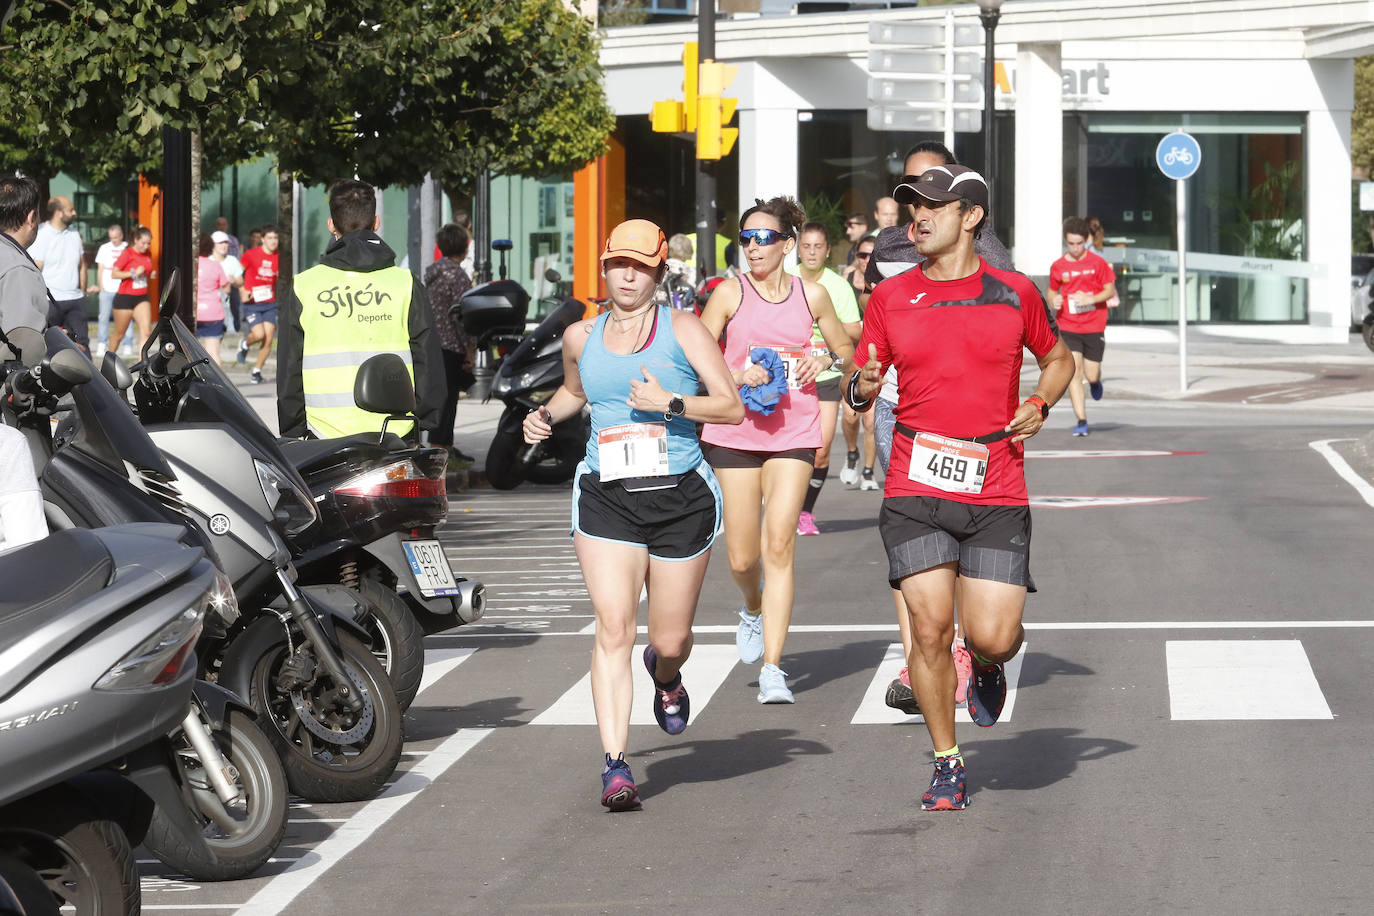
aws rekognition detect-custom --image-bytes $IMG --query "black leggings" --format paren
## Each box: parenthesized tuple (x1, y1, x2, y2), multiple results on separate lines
(433, 349, 471, 447)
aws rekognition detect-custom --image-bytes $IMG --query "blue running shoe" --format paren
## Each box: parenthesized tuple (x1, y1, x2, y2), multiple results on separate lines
(1089, 379, 1103, 401)
(1072, 419, 1089, 437)
(643, 645, 690, 735)
(601, 753, 641, 811)
(964, 641, 1006, 727)
(921, 756, 969, 811)
(736, 607, 764, 664)
(757, 663, 794, 704)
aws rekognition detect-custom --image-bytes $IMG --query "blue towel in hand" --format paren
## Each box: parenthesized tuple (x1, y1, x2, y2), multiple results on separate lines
(740, 346, 788, 416)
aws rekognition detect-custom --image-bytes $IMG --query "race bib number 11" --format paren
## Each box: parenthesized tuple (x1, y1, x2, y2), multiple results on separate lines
(907, 431, 988, 495)
(598, 422, 669, 482)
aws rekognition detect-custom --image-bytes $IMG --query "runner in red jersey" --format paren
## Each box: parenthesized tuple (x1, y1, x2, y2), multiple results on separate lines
(1048, 216, 1117, 436)
(845, 164, 1073, 811)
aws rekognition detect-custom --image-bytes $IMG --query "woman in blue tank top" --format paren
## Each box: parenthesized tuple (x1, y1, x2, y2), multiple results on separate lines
(522, 219, 743, 811)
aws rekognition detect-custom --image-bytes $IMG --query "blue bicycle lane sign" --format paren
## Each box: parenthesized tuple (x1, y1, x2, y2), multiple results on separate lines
(1156, 131, 1201, 180)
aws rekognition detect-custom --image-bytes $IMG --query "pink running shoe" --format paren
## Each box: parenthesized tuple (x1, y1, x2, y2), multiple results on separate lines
(796, 511, 819, 536)
(952, 642, 973, 705)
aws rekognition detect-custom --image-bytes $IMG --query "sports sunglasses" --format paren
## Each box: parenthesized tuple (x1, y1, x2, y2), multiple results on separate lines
(737, 228, 792, 247)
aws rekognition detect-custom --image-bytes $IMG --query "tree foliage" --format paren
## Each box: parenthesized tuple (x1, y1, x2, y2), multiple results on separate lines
(1353, 56, 1374, 178)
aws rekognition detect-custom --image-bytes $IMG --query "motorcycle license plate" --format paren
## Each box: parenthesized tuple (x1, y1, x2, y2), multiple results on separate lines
(401, 539, 460, 597)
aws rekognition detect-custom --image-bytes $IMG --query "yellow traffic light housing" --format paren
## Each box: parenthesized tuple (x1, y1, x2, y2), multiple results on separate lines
(651, 100, 685, 134)
(696, 60, 738, 160)
(683, 42, 698, 132)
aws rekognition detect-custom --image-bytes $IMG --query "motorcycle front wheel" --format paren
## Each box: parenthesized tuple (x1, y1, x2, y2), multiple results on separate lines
(484, 423, 582, 490)
(142, 708, 288, 882)
(0, 785, 139, 916)
(239, 627, 404, 803)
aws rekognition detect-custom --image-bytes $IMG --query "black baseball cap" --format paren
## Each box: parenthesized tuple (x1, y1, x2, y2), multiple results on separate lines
(893, 165, 989, 215)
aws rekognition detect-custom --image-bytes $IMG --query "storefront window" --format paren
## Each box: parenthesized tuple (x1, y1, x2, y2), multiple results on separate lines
(1065, 112, 1306, 323)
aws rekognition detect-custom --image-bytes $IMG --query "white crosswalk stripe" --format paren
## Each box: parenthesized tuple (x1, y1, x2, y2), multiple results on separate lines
(1166, 639, 1333, 720)
(851, 643, 1029, 725)
(529, 644, 739, 726)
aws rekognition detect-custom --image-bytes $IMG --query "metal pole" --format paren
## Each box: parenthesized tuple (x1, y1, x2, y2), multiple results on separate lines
(1177, 177, 1188, 391)
(979, 7, 999, 178)
(160, 125, 194, 326)
(696, 0, 717, 279)
(474, 169, 491, 284)
(943, 10, 955, 153)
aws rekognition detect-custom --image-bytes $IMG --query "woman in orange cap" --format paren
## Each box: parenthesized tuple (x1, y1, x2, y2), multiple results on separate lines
(698, 196, 855, 704)
(524, 218, 743, 811)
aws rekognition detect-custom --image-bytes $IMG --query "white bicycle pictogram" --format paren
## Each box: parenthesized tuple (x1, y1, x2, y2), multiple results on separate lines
(1162, 146, 1194, 166)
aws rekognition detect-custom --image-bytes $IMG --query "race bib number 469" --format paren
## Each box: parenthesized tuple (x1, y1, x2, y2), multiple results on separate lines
(598, 422, 669, 482)
(907, 431, 988, 495)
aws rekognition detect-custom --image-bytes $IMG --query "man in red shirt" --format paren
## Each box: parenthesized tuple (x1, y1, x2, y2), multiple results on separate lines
(1048, 216, 1117, 436)
(844, 165, 1073, 811)
(237, 226, 280, 383)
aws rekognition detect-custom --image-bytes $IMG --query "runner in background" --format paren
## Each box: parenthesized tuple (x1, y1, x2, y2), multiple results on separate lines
(524, 220, 742, 810)
(791, 221, 861, 536)
(699, 196, 854, 704)
(1048, 216, 1116, 436)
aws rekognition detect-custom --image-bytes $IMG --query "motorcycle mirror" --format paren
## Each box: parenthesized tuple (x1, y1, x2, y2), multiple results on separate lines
(0, 327, 45, 365)
(47, 348, 93, 387)
(158, 268, 179, 320)
(100, 350, 134, 391)
(353, 353, 416, 416)
(544, 268, 562, 284)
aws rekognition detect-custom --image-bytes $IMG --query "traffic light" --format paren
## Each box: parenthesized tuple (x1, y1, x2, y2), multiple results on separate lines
(696, 60, 738, 160)
(650, 42, 699, 135)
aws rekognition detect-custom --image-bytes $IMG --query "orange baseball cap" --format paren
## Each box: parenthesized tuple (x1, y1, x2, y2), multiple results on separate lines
(601, 219, 667, 268)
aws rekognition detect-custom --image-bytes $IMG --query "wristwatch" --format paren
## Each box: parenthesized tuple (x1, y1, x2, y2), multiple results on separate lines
(665, 393, 686, 422)
(1025, 395, 1050, 419)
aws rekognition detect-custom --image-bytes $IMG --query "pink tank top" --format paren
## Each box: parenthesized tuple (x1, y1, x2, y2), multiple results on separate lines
(701, 273, 821, 451)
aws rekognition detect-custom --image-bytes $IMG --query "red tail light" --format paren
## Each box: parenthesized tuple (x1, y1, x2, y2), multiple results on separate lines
(335, 460, 448, 500)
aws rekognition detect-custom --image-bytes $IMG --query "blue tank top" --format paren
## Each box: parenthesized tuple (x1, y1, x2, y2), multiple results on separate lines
(580, 306, 703, 476)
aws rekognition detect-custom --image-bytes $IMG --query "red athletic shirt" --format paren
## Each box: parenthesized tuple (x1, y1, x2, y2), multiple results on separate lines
(112, 248, 153, 297)
(1049, 251, 1114, 334)
(240, 248, 279, 303)
(857, 258, 1060, 505)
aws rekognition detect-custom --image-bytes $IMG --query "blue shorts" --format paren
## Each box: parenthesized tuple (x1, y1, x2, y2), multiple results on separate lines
(196, 319, 225, 338)
(244, 302, 278, 327)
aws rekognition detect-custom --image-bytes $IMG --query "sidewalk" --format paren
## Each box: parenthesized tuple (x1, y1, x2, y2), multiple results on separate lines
(228, 329, 1374, 490)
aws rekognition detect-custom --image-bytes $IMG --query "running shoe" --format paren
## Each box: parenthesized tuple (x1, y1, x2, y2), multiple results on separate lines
(921, 756, 969, 811)
(757, 663, 794, 704)
(840, 451, 860, 487)
(965, 641, 1007, 727)
(1072, 419, 1089, 437)
(859, 470, 879, 491)
(884, 666, 920, 715)
(251, 368, 264, 384)
(601, 753, 641, 811)
(736, 607, 764, 664)
(952, 642, 973, 705)
(1089, 379, 1103, 401)
(236, 338, 250, 364)
(643, 645, 690, 735)
(797, 510, 819, 536)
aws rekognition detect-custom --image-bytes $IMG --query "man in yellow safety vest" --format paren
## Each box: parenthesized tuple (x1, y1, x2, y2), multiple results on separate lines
(277, 179, 445, 441)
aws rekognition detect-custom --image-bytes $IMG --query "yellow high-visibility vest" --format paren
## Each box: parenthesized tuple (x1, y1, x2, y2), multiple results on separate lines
(293, 264, 415, 439)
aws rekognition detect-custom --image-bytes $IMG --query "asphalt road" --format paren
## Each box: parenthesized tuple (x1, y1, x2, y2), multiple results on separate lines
(137, 399, 1374, 915)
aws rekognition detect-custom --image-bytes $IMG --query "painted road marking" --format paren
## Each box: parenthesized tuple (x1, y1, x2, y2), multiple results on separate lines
(531, 644, 738, 726)
(1027, 449, 1207, 459)
(234, 728, 494, 916)
(1031, 495, 1207, 508)
(1167, 640, 1332, 720)
(416, 648, 476, 698)
(1309, 439, 1374, 508)
(851, 642, 1026, 725)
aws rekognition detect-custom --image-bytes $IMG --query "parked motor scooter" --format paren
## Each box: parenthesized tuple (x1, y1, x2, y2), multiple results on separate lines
(3, 325, 289, 882)
(0, 522, 218, 914)
(1363, 296, 1374, 353)
(283, 353, 486, 711)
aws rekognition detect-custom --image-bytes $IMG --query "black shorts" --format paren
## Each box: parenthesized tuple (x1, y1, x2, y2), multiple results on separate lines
(816, 375, 841, 403)
(701, 442, 816, 469)
(1060, 330, 1105, 362)
(112, 292, 146, 311)
(879, 496, 1035, 592)
(572, 462, 722, 561)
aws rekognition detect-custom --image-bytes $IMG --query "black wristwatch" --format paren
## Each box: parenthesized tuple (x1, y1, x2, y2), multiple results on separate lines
(665, 393, 686, 421)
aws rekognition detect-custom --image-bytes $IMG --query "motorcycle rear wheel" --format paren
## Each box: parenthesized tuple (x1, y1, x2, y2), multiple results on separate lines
(485, 425, 581, 490)
(0, 785, 139, 916)
(142, 708, 288, 881)
(1362, 318, 1374, 353)
(356, 577, 425, 712)
(245, 629, 404, 803)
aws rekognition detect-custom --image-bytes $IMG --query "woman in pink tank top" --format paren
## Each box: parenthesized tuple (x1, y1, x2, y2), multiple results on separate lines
(699, 196, 855, 703)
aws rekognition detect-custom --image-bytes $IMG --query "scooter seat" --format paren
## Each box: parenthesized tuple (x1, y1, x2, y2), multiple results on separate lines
(0, 529, 113, 631)
(279, 432, 409, 475)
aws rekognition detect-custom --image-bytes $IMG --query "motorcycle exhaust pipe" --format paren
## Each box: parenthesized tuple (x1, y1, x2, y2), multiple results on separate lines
(455, 579, 485, 624)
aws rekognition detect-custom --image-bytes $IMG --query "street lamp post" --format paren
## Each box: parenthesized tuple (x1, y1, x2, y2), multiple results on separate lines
(977, 0, 1002, 182)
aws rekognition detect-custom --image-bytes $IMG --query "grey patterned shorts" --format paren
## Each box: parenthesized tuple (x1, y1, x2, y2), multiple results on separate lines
(878, 495, 1035, 592)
